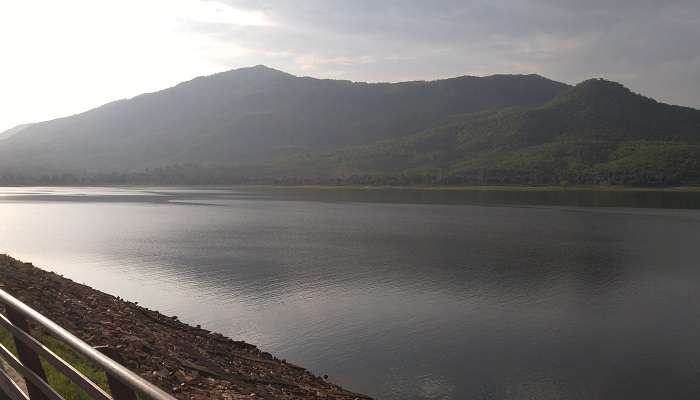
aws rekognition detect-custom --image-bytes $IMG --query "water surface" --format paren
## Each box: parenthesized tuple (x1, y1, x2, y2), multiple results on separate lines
(1, 186, 700, 399)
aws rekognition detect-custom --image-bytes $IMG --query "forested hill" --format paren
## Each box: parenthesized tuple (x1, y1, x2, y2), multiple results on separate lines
(0, 66, 566, 175)
(1, 67, 699, 187)
(281, 79, 700, 186)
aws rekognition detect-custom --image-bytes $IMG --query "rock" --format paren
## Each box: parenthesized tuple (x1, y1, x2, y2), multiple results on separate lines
(0, 254, 372, 400)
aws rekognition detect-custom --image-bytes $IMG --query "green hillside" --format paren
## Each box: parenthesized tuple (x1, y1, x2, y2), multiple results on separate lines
(0, 66, 566, 175)
(1, 68, 699, 187)
(277, 79, 700, 186)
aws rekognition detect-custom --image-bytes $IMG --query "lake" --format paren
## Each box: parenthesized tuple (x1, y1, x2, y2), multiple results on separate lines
(1, 186, 700, 399)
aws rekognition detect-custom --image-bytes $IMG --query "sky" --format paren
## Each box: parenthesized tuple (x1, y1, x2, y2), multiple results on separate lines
(1, 0, 700, 133)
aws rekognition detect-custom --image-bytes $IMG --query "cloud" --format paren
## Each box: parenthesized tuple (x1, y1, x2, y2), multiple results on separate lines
(199, 0, 700, 105)
(1, 0, 699, 133)
(173, 0, 273, 26)
(0, 0, 270, 132)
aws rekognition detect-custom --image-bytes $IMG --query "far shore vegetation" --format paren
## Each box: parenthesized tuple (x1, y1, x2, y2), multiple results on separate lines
(1, 178, 700, 192)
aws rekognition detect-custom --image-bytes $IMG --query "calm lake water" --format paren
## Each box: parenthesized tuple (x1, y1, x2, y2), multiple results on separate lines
(1, 186, 700, 400)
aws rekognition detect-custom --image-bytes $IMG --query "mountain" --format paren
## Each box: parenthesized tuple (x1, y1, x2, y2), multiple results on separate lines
(0, 123, 33, 141)
(282, 79, 700, 186)
(1, 67, 698, 186)
(0, 65, 567, 176)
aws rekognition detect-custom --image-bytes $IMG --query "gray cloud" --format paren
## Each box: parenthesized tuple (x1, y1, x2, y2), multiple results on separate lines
(199, 0, 700, 108)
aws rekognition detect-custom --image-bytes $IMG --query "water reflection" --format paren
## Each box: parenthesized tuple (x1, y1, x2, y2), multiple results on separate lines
(1, 187, 700, 399)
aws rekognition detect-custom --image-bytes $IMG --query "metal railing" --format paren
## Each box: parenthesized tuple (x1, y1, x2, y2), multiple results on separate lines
(0, 288, 177, 400)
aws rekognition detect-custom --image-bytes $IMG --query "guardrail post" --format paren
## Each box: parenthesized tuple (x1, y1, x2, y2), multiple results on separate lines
(95, 346, 138, 400)
(5, 307, 49, 400)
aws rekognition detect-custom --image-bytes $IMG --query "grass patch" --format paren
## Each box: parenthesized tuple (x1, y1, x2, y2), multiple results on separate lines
(0, 326, 111, 399)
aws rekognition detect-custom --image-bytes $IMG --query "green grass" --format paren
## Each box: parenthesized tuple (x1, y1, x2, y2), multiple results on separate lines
(0, 326, 111, 399)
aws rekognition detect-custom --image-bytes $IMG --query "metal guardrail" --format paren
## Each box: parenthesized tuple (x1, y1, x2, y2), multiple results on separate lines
(0, 288, 177, 400)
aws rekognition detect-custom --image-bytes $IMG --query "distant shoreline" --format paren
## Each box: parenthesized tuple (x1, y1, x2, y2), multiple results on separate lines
(1, 183, 700, 192)
(269, 184, 700, 192)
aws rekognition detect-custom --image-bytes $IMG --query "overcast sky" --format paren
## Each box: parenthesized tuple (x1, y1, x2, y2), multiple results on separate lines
(2, 0, 699, 133)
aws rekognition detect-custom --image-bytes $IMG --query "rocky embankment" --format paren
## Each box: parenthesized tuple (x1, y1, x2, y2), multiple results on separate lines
(0, 255, 371, 400)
